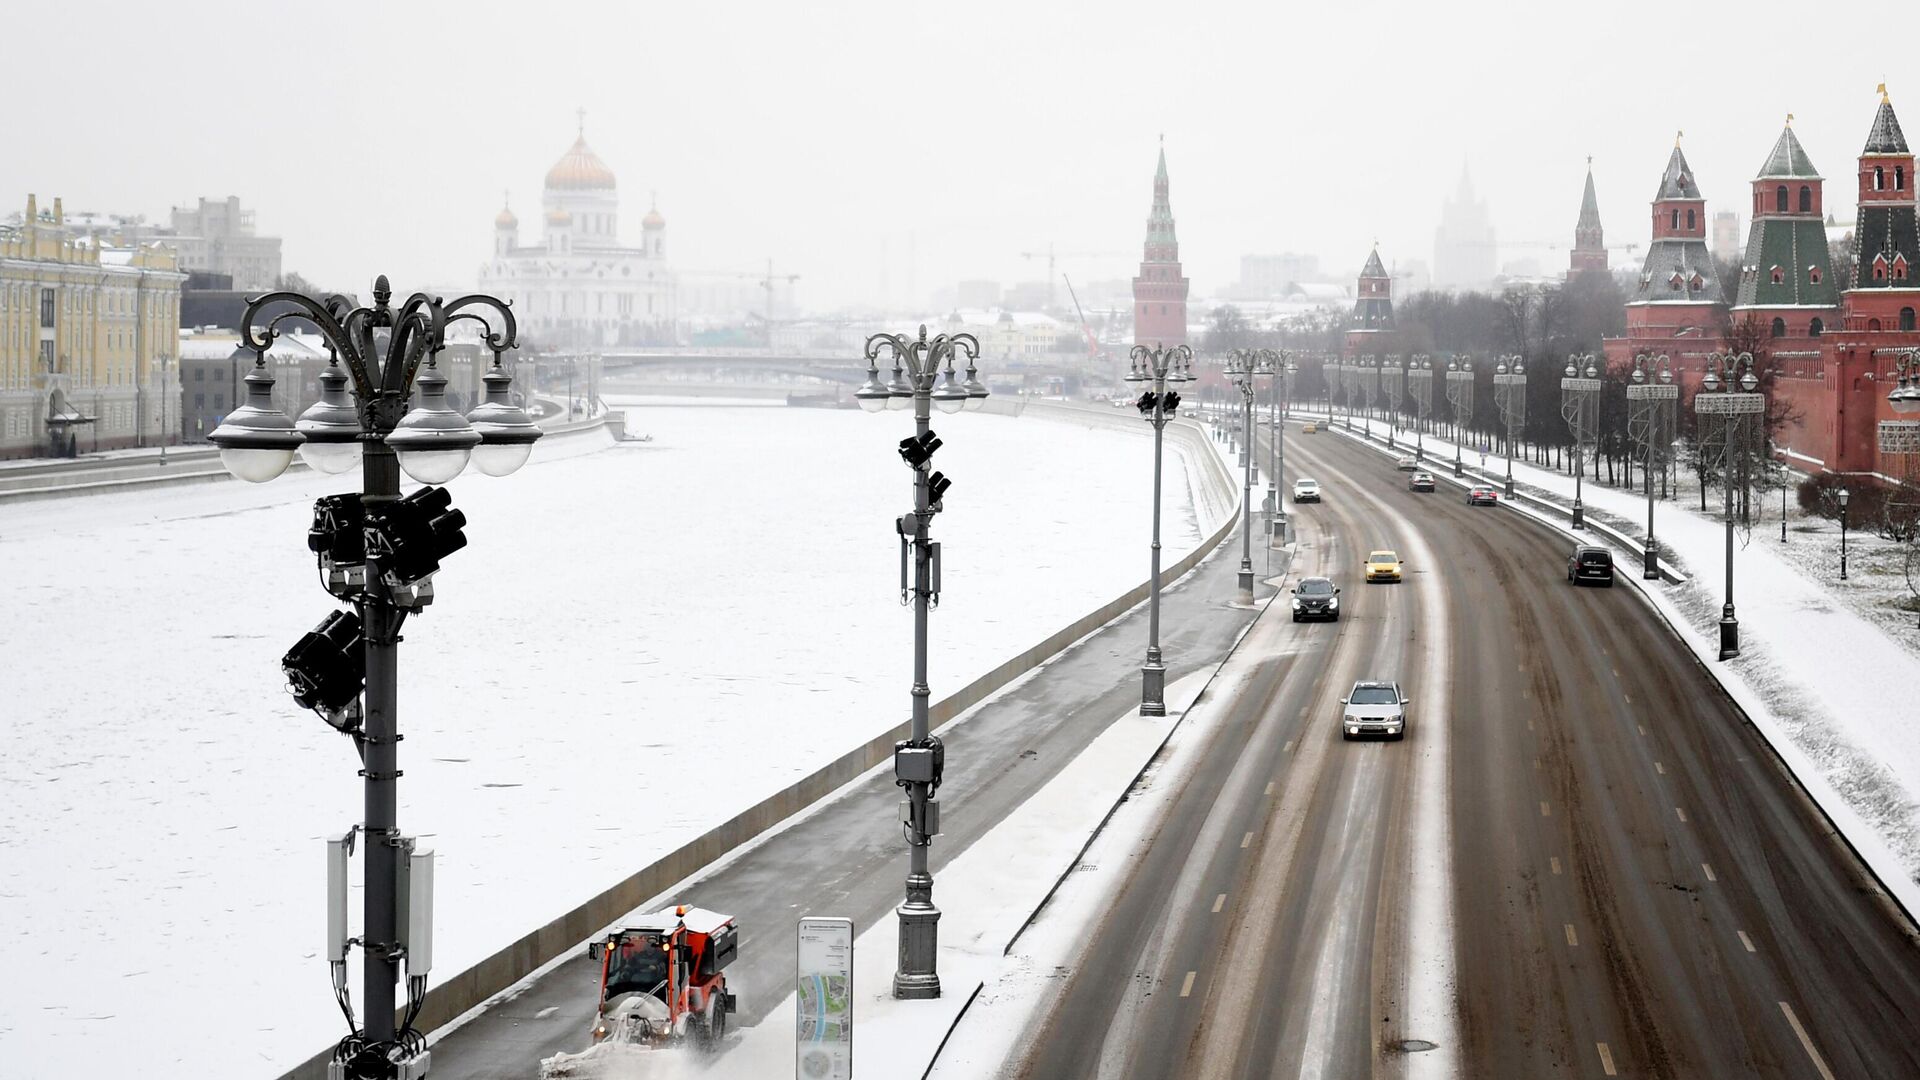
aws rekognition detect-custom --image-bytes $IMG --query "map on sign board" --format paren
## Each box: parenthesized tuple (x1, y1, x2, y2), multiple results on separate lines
(797, 916, 853, 1079)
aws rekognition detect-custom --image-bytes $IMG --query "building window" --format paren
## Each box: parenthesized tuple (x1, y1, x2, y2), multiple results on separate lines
(194, 393, 205, 409)
(1770, 266, 1784, 285)
(1687, 209, 1696, 230)
(1776, 185, 1789, 212)
(1771, 317, 1787, 338)
(1810, 266, 1822, 285)
(1897, 257, 1911, 281)
(1899, 166, 1908, 191)
(1670, 209, 1680, 230)
(1799, 185, 1812, 212)
(1809, 317, 1823, 337)
(40, 289, 55, 327)
(40, 340, 53, 369)
(1904, 308, 1917, 332)
(1875, 166, 1886, 191)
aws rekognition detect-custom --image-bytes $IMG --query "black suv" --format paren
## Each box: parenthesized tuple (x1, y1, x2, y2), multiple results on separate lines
(1568, 544, 1614, 587)
(1291, 576, 1341, 622)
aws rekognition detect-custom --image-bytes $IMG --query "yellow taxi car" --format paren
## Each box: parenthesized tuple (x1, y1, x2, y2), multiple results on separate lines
(1364, 549, 1403, 583)
(1302, 421, 1318, 434)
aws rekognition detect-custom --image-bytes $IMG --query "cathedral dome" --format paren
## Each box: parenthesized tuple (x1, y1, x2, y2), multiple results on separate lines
(495, 205, 518, 229)
(546, 135, 617, 191)
(545, 207, 573, 226)
(642, 205, 666, 229)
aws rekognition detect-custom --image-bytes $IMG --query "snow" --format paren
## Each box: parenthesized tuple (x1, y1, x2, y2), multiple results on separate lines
(0, 401, 1218, 1078)
(1318, 414, 1920, 916)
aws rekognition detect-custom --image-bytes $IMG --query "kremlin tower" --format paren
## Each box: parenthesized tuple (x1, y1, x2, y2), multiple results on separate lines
(1345, 246, 1395, 357)
(1569, 161, 1608, 281)
(1131, 142, 1189, 347)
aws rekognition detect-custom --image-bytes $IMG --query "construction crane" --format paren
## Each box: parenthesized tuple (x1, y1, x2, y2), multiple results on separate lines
(1062, 274, 1106, 366)
(705, 259, 800, 344)
(1020, 244, 1129, 309)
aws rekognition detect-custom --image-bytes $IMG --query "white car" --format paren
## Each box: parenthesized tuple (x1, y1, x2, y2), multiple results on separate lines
(1292, 478, 1321, 503)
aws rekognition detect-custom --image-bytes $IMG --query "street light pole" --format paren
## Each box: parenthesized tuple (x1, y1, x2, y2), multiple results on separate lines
(1696, 350, 1764, 660)
(1840, 486, 1851, 580)
(1382, 356, 1403, 450)
(1561, 352, 1601, 529)
(1628, 353, 1676, 579)
(208, 278, 539, 1079)
(1409, 355, 1433, 464)
(1126, 343, 1192, 716)
(856, 325, 988, 999)
(1225, 348, 1274, 604)
(1493, 355, 1527, 498)
(1273, 352, 1296, 545)
(1445, 356, 1475, 476)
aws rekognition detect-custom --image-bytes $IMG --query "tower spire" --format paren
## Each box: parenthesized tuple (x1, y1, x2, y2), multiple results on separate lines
(1131, 141, 1188, 347)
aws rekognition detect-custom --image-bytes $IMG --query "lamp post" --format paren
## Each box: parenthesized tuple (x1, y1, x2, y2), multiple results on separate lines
(1493, 355, 1527, 497)
(1225, 348, 1274, 604)
(1408, 355, 1434, 463)
(1696, 350, 1764, 660)
(1445, 356, 1475, 477)
(1382, 356, 1404, 450)
(1359, 354, 1379, 439)
(1272, 352, 1297, 544)
(855, 324, 989, 999)
(1839, 486, 1851, 580)
(207, 277, 539, 1078)
(1627, 353, 1677, 579)
(1126, 343, 1192, 717)
(1561, 352, 1601, 529)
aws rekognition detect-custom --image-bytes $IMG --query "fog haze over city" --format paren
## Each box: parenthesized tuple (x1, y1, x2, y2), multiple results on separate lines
(7, 0, 1908, 306)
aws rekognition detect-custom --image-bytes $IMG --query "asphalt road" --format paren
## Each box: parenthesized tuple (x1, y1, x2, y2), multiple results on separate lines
(1016, 420, 1920, 1079)
(426, 491, 1268, 1076)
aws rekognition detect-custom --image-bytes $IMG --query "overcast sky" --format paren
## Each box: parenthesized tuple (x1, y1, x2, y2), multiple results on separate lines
(6, 0, 1914, 310)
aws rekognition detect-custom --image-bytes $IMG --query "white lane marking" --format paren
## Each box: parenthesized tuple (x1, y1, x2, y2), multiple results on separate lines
(1654, 761, 1666, 775)
(1597, 1042, 1618, 1075)
(1675, 807, 1688, 823)
(1283, 740, 1294, 753)
(1213, 893, 1226, 913)
(1624, 692, 1633, 704)
(1241, 831, 1254, 849)
(1703, 862, 1717, 882)
(1550, 856, 1562, 875)
(1527, 716, 1536, 731)
(1180, 970, 1197, 998)
(1532, 757, 1540, 771)
(1298, 706, 1310, 719)
(1739, 930, 1756, 953)
(1612, 667, 1620, 677)
(1265, 780, 1276, 795)
(1564, 923, 1579, 947)
(1779, 1001, 1839, 1080)
(534, 1005, 558, 1019)
(1541, 801, 1552, 817)
(1638, 724, 1646, 735)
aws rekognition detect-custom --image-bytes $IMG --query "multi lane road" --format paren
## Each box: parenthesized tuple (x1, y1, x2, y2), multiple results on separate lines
(1016, 420, 1920, 1079)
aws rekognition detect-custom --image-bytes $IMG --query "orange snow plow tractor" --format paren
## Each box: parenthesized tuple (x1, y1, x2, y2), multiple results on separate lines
(588, 906, 738, 1049)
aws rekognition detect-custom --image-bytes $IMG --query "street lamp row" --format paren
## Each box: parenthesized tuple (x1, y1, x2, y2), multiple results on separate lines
(1125, 343, 1192, 716)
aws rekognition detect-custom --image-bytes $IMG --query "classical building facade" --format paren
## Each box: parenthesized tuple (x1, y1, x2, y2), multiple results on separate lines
(1131, 144, 1189, 348)
(479, 124, 677, 348)
(1, 195, 184, 458)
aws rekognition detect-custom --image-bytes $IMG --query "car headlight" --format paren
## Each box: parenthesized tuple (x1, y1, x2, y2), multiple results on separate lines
(1292, 598, 1302, 609)
(1327, 597, 1338, 608)
(1345, 715, 1360, 724)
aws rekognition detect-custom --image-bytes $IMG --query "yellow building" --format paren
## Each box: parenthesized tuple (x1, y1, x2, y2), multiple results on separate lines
(1, 194, 185, 458)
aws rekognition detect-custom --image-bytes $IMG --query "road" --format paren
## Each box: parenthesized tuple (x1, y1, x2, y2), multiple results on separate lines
(1016, 419, 1920, 1079)
(426, 490, 1267, 1075)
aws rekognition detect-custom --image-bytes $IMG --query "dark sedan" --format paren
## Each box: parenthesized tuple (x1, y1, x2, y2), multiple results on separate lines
(1466, 484, 1500, 506)
(1409, 471, 1436, 492)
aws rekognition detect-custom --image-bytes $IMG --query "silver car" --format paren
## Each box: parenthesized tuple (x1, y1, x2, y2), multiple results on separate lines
(1340, 680, 1409, 740)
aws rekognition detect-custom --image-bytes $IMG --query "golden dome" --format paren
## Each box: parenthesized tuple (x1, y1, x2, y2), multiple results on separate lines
(545, 135, 616, 191)
(642, 205, 666, 229)
(545, 207, 573, 226)
(495, 205, 518, 229)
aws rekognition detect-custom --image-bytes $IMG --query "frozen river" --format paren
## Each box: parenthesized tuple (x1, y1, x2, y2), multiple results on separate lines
(0, 399, 1210, 1078)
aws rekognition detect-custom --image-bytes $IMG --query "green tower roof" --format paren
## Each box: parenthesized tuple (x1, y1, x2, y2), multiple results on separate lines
(1757, 124, 1821, 179)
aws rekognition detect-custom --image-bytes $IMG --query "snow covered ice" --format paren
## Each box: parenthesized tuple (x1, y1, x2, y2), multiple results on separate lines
(0, 401, 1209, 1078)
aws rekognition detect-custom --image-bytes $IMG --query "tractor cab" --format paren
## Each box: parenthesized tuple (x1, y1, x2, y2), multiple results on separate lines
(583, 906, 738, 1049)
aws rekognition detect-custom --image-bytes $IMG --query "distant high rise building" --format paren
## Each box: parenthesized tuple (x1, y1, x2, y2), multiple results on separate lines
(1569, 161, 1609, 281)
(1234, 253, 1321, 298)
(1712, 209, 1743, 263)
(1131, 142, 1189, 347)
(1434, 166, 1496, 290)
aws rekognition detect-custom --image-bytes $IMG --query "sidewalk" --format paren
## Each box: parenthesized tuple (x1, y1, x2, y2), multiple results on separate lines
(1320, 413, 1920, 918)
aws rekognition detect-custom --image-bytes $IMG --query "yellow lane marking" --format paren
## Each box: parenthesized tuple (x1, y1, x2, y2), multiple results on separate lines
(1654, 761, 1665, 775)
(1241, 831, 1254, 849)
(1675, 807, 1688, 823)
(1703, 863, 1717, 882)
(1550, 856, 1562, 875)
(1213, 893, 1226, 913)
(1778, 1002, 1838, 1080)
(1180, 971, 1197, 998)
(1565, 924, 1579, 947)
(1596, 1043, 1618, 1076)
(1541, 801, 1552, 818)
(1739, 930, 1756, 953)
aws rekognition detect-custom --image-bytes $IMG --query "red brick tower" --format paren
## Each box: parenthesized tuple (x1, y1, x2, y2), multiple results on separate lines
(1603, 135, 1727, 380)
(1345, 246, 1395, 357)
(1569, 159, 1609, 280)
(1132, 142, 1189, 347)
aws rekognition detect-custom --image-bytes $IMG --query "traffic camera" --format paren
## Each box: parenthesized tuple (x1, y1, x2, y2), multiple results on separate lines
(283, 609, 366, 731)
(367, 486, 468, 594)
(898, 430, 942, 469)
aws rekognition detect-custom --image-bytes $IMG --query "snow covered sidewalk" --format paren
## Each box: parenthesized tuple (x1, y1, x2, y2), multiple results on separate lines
(1321, 416, 1920, 917)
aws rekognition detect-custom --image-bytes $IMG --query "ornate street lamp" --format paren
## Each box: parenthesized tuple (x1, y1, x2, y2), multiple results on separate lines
(1560, 352, 1602, 529)
(1628, 353, 1677, 578)
(1697, 350, 1764, 659)
(1839, 485, 1852, 580)
(207, 277, 537, 1078)
(1409, 355, 1434, 463)
(1272, 351, 1298, 544)
(1126, 343, 1192, 716)
(1887, 348, 1920, 413)
(1493, 355, 1528, 497)
(1382, 356, 1405, 450)
(857, 324, 989, 1000)
(1445, 356, 1475, 477)
(1224, 348, 1275, 604)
